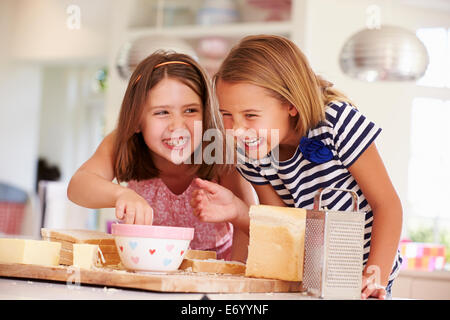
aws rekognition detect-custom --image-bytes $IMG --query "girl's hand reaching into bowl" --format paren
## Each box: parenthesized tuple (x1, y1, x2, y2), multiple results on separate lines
(115, 188, 153, 225)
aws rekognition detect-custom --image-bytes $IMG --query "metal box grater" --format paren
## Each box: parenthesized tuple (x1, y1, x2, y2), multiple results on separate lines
(302, 188, 366, 299)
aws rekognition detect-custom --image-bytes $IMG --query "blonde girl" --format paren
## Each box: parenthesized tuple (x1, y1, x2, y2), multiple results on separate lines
(191, 35, 403, 298)
(68, 51, 255, 260)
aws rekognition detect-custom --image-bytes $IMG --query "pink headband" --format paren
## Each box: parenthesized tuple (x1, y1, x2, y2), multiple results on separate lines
(133, 61, 191, 85)
(154, 61, 191, 69)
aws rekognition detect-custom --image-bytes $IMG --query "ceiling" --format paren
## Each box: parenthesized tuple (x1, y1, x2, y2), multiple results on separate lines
(400, 0, 450, 12)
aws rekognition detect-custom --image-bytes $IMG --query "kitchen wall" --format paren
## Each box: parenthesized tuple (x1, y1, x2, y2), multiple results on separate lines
(302, 0, 450, 235)
(0, 0, 114, 235)
(39, 66, 106, 183)
(10, 0, 113, 63)
(0, 0, 113, 195)
(1, 0, 449, 236)
(0, 0, 42, 194)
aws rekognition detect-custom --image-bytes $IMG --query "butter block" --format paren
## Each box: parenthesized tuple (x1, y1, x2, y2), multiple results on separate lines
(73, 243, 100, 269)
(245, 205, 306, 282)
(0, 238, 61, 266)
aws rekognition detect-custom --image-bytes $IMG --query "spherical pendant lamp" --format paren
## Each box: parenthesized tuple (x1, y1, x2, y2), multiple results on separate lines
(339, 25, 429, 82)
(116, 36, 197, 79)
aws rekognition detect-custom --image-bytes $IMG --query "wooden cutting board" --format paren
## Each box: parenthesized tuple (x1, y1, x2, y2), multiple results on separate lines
(0, 263, 303, 293)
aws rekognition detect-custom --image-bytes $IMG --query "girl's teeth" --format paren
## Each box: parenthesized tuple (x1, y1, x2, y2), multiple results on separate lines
(244, 138, 260, 146)
(165, 137, 187, 147)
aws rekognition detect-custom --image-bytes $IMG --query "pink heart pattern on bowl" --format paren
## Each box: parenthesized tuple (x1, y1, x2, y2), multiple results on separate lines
(131, 256, 139, 264)
(120, 244, 178, 255)
(114, 237, 192, 272)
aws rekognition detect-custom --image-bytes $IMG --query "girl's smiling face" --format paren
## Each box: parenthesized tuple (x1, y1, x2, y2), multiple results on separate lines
(140, 77, 203, 168)
(216, 80, 299, 160)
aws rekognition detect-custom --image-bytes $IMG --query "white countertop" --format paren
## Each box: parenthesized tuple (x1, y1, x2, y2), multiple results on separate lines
(0, 277, 315, 300)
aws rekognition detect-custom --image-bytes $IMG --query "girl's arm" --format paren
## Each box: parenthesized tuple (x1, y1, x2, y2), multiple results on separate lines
(190, 173, 290, 262)
(191, 169, 258, 234)
(219, 170, 257, 262)
(67, 131, 121, 207)
(348, 142, 403, 299)
(191, 171, 256, 263)
(252, 183, 287, 207)
(191, 167, 289, 234)
(219, 169, 258, 232)
(67, 131, 153, 225)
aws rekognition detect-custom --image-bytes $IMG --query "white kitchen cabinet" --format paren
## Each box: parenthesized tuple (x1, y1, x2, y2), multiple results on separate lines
(392, 270, 450, 300)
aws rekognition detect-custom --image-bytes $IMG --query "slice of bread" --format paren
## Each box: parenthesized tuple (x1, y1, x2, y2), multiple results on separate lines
(40, 228, 119, 266)
(245, 205, 306, 281)
(184, 249, 217, 260)
(41, 228, 115, 245)
(179, 258, 246, 275)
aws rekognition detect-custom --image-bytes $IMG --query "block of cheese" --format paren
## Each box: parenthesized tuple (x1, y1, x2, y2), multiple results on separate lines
(179, 258, 246, 275)
(0, 238, 61, 266)
(57, 239, 117, 253)
(41, 228, 119, 266)
(184, 249, 217, 260)
(245, 205, 306, 282)
(58, 246, 120, 263)
(73, 244, 101, 269)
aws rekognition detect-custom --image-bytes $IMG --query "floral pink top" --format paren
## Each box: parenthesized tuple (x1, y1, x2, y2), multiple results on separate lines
(127, 178, 233, 260)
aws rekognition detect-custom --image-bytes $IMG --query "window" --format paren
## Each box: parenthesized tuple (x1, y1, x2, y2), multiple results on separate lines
(416, 28, 450, 88)
(408, 98, 450, 223)
(407, 28, 450, 269)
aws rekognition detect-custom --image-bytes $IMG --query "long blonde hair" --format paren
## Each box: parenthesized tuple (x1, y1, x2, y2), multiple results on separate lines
(214, 34, 353, 137)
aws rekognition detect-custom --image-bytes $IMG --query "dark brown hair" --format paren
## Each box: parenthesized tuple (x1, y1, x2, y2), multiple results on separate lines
(113, 51, 228, 183)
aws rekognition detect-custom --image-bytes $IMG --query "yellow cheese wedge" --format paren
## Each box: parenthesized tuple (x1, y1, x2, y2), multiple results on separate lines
(245, 205, 306, 282)
(0, 238, 61, 266)
(73, 243, 100, 269)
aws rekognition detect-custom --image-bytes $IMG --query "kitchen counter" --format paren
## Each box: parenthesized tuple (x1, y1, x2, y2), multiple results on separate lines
(0, 277, 315, 300)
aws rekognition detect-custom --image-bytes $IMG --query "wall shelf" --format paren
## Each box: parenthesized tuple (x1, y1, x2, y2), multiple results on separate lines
(126, 21, 293, 39)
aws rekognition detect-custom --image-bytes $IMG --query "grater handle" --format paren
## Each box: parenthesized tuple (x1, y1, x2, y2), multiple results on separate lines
(313, 187, 359, 212)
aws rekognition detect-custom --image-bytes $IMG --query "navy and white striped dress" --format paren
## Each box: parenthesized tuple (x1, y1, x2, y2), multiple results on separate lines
(237, 101, 402, 292)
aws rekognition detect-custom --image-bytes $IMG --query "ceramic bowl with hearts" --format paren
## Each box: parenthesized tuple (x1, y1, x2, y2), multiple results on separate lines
(111, 223, 194, 272)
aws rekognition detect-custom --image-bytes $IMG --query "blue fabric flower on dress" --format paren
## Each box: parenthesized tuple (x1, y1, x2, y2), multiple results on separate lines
(299, 136, 333, 164)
